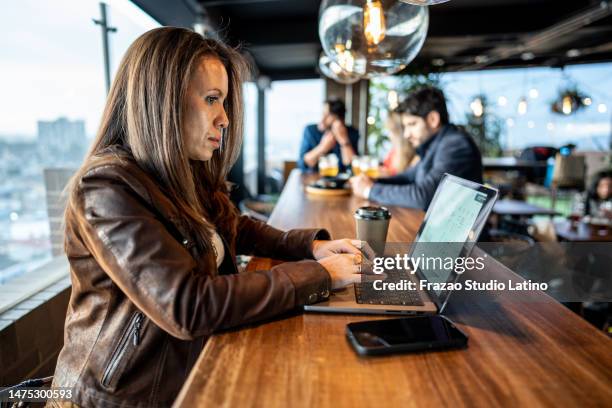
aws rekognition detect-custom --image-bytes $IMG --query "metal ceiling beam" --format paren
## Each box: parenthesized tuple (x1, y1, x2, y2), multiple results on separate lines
(130, 0, 195, 27)
(455, 0, 612, 71)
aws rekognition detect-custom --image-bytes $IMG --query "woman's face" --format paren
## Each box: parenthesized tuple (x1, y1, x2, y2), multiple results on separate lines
(182, 56, 230, 161)
(597, 177, 612, 200)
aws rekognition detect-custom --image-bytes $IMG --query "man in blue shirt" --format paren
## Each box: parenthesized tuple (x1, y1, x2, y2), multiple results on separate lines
(349, 87, 483, 210)
(298, 98, 360, 172)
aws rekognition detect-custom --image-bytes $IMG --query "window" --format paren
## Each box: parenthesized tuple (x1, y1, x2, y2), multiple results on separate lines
(369, 63, 612, 155)
(242, 82, 258, 196)
(0, 0, 159, 311)
(441, 63, 612, 151)
(265, 79, 324, 177)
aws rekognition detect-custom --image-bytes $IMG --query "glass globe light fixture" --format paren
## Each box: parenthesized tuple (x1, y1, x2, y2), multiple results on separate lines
(399, 0, 450, 4)
(318, 52, 362, 84)
(319, 0, 429, 78)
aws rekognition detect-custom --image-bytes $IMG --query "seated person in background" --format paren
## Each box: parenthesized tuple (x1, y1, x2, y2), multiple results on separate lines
(381, 109, 418, 176)
(585, 170, 612, 219)
(350, 87, 483, 210)
(298, 98, 360, 172)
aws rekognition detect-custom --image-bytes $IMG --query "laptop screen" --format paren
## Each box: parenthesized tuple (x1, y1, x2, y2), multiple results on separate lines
(410, 175, 496, 299)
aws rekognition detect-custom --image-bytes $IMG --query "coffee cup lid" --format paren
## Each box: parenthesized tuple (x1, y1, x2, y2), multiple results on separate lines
(354, 206, 391, 220)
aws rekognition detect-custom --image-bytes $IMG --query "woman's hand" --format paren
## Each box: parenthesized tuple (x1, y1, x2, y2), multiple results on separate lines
(312, 239, 375, 260)
(317, 253, 364, 289)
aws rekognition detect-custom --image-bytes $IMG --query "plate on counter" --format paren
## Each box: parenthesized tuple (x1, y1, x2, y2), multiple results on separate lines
(306, 174, 351, 196)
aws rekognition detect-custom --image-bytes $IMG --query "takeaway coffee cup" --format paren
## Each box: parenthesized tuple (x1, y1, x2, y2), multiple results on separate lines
(354, 206, 391, 256)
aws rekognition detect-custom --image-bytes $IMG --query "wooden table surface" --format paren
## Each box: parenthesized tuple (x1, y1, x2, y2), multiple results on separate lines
(483, 157, 548, 171)
(493, 199, 560, 217)
(555, 219, 612, 242)
(175, 171, 612, 408)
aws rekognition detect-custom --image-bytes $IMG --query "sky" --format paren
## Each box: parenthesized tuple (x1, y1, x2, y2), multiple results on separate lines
(1, 0, 611, 154)
(0, 0, 159, 138)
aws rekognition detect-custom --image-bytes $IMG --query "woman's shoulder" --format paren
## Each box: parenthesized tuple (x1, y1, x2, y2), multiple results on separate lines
(77, 146, 159, 207)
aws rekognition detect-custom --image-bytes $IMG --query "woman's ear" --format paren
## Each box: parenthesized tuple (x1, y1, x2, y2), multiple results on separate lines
(425, 111, 441, 131)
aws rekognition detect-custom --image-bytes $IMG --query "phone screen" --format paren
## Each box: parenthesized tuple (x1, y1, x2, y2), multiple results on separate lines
(348, 316, 467, 350)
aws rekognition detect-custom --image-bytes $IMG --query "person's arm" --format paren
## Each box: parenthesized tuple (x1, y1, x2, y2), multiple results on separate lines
(298, 127, 316, 170)
(374, 166, 418, 185)
(303, 131, 336, 168)
(235, 215, 331, 260)
(78, 166, 331, 340)
(369, 136, 480, 209)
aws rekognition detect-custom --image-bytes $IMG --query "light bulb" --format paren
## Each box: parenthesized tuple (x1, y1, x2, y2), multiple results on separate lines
(319, 1, 428, 77)
(470, 97, 484, 117)
(598, 103, 608, 113)
(387, 90, 399, 110)
(329, 61, 343, 75)
(363, 0, 386, 46)
(334, 43, 359, 73)
(517, 98, 528, 115)
(583, 97, 592, 106)
(339, 50, 355, 72)
(529, 88, 539, 99)
(318, 51, 362, 84)
(497, 96, 507, 107)
(562, 95, 572, 115)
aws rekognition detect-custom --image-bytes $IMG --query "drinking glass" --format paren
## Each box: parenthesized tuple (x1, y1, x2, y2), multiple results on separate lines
(365, 157, 380, 178)
(319, 154, 339, 177)
(351, 156, 362, 176)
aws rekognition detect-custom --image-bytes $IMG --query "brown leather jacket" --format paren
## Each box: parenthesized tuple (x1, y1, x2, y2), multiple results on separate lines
(51, 153, 331, 407)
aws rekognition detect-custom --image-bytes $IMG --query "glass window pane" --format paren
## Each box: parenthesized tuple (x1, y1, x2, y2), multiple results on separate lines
(0, 0, 159, 304)
(242, 82, 258, 196)
(265, 79, 324, 185)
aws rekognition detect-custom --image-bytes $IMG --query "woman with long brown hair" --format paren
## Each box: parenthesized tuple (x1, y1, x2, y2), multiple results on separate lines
(50, 27, 367, 407)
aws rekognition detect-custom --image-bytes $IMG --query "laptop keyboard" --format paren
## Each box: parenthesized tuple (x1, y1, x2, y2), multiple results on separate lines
(354, 269, 424, 306)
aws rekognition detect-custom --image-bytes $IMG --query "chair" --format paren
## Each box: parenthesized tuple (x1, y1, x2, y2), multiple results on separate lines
(519, 146, 557, 184)
(550, 153, 586, 210)
(282, 161, 297, 187)
(238, 196, 277, 222)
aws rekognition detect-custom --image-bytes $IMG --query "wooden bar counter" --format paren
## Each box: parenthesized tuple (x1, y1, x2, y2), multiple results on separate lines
(175, 171, 612, 407)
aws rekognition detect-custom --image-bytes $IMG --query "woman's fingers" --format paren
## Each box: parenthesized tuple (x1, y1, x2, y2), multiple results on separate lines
(350, 239, 376, 260)
(335, 239, 360, 256)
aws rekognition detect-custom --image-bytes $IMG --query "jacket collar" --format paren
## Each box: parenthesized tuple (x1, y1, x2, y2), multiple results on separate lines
(416, 125, 449, 157)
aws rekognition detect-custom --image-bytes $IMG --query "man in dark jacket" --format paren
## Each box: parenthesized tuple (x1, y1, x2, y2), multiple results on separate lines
(350, 87, 483, 210)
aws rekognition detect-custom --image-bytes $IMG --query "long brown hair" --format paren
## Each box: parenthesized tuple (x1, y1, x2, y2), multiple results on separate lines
(386, 110, 415, 173)
(65, 27, 250, 254)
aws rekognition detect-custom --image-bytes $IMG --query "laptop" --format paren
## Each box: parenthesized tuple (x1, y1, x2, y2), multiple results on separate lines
(304, 173, 498, 315)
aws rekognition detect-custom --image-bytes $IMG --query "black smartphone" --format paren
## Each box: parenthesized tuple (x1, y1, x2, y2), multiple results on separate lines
(346, 315, 468, 356)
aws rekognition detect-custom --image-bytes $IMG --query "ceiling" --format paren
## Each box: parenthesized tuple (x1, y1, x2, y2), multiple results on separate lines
(131, 0, 612, 80)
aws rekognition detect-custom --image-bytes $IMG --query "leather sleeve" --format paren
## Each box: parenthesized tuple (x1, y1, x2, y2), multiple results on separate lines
(236, 215, 331, 260)
(77, 165, 331, 341)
